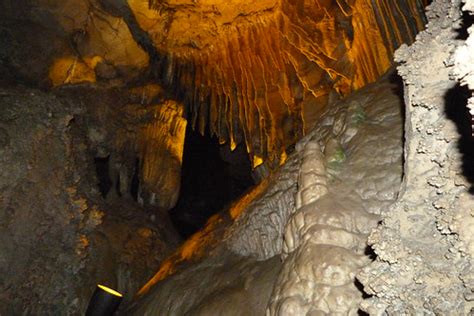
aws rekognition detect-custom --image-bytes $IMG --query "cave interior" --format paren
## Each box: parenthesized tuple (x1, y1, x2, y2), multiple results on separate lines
(0, 0, 473, 314)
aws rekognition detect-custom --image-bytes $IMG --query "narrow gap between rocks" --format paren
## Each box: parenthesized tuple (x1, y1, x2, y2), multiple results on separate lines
(169, 124, 255, 238)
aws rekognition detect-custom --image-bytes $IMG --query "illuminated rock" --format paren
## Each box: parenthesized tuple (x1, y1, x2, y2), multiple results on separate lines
(1, 0, 427, 165)
(129, 71, 406, 315)
(136, 100, 187, 209)
(0, 0, 149, 86)
(360, 0, 474, 313)
(130, 0, 427, 166)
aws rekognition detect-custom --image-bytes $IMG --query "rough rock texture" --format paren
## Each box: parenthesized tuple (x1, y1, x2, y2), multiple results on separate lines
(128, 72, 406, 315)
(360, 0, 474, 314)
(0, 86, 179, 314)
(6, 0, 474, 314)
(0, 0, 150, 87)
(138, 0, 427, 167)
(133, 99, 187, 209)
(224, 151, 301, 259)
(0, 0, 426, 167)
(56, 84, 187, 211)
(452, 0, 474, 259)
(137, 0, 424, 166)
(269, 73, 404, 314)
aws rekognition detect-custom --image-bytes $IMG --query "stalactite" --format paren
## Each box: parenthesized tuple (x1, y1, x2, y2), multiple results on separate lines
(129, 0, 427, 167)
(136, 100, 187, 210)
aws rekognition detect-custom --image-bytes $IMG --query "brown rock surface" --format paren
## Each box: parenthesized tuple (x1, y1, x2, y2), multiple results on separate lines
(0, 85, 180, 314)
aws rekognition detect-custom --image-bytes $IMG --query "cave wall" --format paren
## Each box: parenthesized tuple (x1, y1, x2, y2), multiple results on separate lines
(0, 86, 180, 314)
(0, 0, 427, 169)
(127, 1, 474, 313)
(56, 84, 187, 211)
(4, 0, 472, 314)
(128, 69, 407, 315)
(360, 0, 474, 313)
(0, 0, 150, 86)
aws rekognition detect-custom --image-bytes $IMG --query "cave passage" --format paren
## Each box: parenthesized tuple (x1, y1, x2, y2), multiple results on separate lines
(169, 124, 255, 238)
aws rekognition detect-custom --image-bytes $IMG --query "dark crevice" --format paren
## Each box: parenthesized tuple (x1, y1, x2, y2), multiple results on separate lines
(364, 245, 377, 261)
(169, 125, 254, 238)
(455, 3, 474, 40)
(130, 158, 140, 201)
(355, 278, 372, 299)
(444, 84, 474, 192)
(94, 155, 112, 198)
(115, 174, 122, 197)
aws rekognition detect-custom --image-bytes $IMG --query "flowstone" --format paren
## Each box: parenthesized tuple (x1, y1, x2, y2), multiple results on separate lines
(129, 73, 406, 315)
(268, 74, 404, 315)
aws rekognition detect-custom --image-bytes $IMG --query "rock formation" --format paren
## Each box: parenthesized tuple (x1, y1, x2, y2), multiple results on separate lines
(0, 86, 180, 313)
(130, 71, 406, 314)
(1, 0, 426, 169)
(1, 0, 473, 314)
(360, 0, 474, 313)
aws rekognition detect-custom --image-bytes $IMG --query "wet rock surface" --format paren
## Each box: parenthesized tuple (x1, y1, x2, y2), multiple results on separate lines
(127, 72, 406, 315)
(268, 73, 404, 314)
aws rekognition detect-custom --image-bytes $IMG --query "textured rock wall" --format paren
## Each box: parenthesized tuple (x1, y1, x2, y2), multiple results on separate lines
(224, 151, 300, 259)
(360, 0, 474, 313)
(0, 86, 96, 313)
(56, 84, 187, 211)
(0, 86, 179, 313)
(129, 1, 474, 312)
(138, 0, 427, 167)
(129, 73, 406, 315)
(268, 74, 405, 314)
(136, 100, 187, 209)
(452, 0, 474, 261)
(1, 0, 427, 168)
(0, 0, 149, 86)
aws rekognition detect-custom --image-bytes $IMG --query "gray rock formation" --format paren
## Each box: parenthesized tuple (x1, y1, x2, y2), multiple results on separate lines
(127, 72, 406, 315)
(360, 0, 474, 314)
(268, 75, 404, 315)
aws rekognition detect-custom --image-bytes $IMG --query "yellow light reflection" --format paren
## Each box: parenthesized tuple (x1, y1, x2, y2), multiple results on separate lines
(98, 284, 123, 297)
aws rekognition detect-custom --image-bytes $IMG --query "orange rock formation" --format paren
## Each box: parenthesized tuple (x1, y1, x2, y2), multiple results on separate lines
(129, 0, 427, 167)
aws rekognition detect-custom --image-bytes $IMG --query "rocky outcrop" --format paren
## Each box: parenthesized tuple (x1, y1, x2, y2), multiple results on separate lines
(0, 86, 179, 314)
(268, 74, 404, 315)
(0, 0, 150, 87)
(360, 0, 474, 313)
(1, 0, 426, 167)
(137, 0, 427, 167)
(224, 151, 300, 260)
(128, 72, 406, 315)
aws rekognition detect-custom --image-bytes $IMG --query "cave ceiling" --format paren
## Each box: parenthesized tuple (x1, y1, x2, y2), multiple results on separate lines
(0, 0, 428, 167)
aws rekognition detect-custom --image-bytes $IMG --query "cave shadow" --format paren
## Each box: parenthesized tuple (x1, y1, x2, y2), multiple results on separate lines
(454, 4, 474, 40)
(444, 5, 474, 192)
(169, 125, 255, 238)
(444, 84, 474, 192)
(383, 68, 407, 169)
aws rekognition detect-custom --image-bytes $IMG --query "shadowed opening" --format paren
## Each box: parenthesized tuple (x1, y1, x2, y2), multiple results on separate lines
(169, 124, 255, 238)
